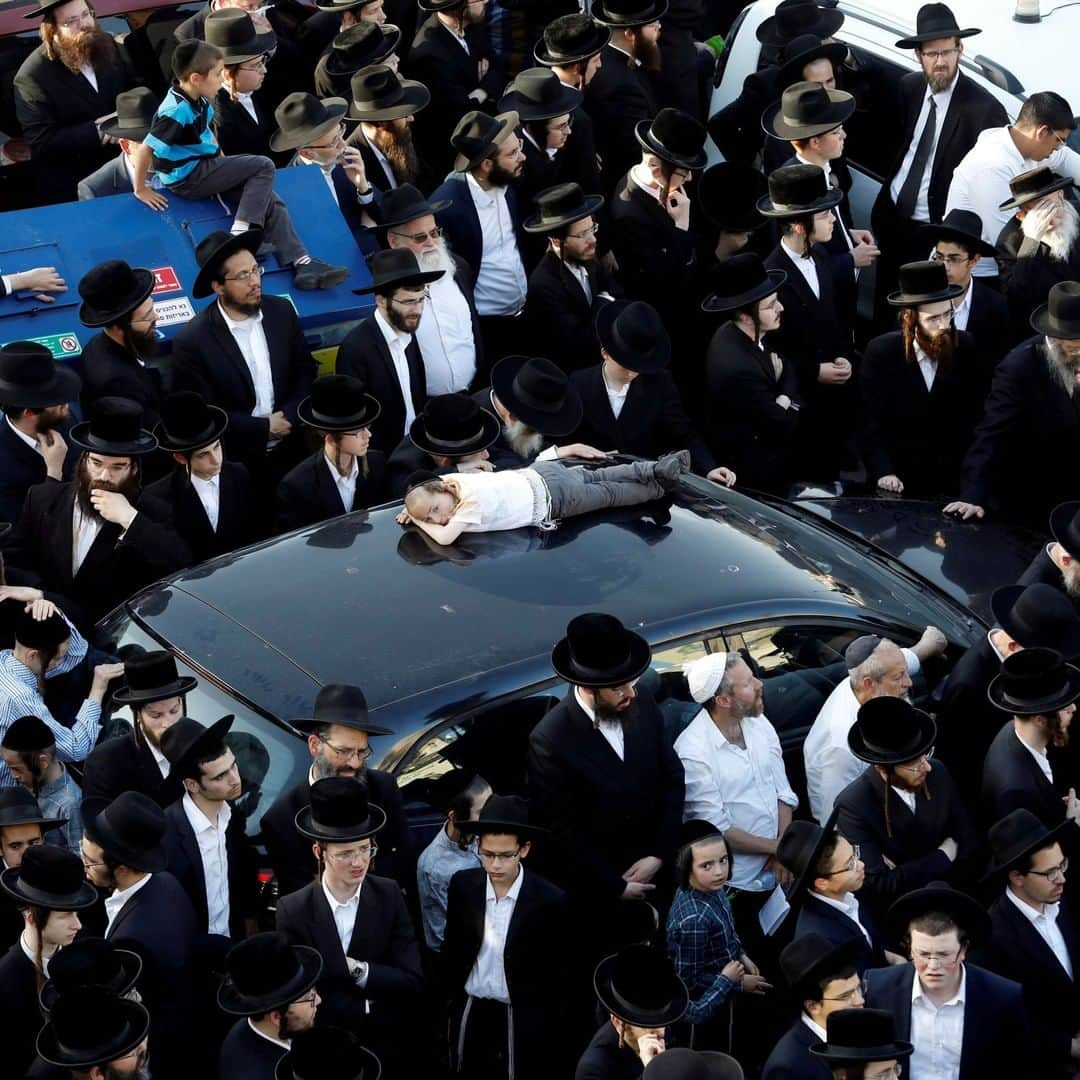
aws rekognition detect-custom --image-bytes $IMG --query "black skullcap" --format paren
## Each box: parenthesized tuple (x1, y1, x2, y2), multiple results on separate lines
(1, 715, 55, 752)
(404, 469, 441, 494)
(13, 607, 70, 652)
(845, 634, 883, 671)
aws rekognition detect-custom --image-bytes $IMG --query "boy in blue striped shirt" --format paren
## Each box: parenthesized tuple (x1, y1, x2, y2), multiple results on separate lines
(134, 40, 348, 291)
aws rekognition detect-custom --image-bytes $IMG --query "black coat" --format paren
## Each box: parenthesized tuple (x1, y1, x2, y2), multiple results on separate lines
(996, 215, 1080, 333)
(762, 1017, 832, 1080)
(218, 1017, 287, 1080)
(795, 892, 887, 975)
(259, 769, 410, 899)
(575, 1021, 641, 1080)
(276, 447, 388, 533)
(335, 314, 428, 453)
(527, 692, 684, 904)
(863, 962, 1027, 1080)
(1018, 545, 1080, 611)
(0, 414, 75, 525)
(213, 90, 290, 166)
(963, 279, 1015, 365)
(981, 720, 1068, 829)
(79, 331, 165, 431)
(289, 153, 378, 254)
(0, 942, 40, 1078)
(77, 153, 133, 199)
(82, 730, 172, 806)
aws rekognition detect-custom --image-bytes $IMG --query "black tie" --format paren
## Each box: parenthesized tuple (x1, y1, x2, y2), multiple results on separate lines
(895, 97, 937, 220)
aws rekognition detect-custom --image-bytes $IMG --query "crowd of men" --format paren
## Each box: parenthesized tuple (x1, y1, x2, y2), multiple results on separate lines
(3, 0, 1080, 1075)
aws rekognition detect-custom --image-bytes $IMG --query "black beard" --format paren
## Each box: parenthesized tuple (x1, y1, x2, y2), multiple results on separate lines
(76, 460, 141, 520)
(225, 298, 262, 317)
(634, 34, 662, 72)
(486, 160, 520, 188)
(125, 326, 159, 358)
(594, 696, 638, 726)
(386, 303, 415, 334)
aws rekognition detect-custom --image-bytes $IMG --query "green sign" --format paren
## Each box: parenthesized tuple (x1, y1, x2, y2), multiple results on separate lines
(27, 332, 81, 359)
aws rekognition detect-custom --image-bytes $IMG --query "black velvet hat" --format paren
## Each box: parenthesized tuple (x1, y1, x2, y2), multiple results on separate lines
(83, 791, 168, 873)
(0, 341, 80, 410)
(0, 845, 97, 910)
(847, 697, 936, 766)
(218, 931, 323, 1015)
(457, 794, 545, 840)
(192, 229, 263, 299)
(886, 260, 964, 307)
(499, 68, 581, 122)
(276, 1026, 382, 1080)
(918, 208, 997, 259)
(351, 248, 444, 295)
(697, 163, 769, 234)
(701, 252, 786, 313)
(990, 582, 1080, 658)
(757, 163, 842, 218)
(592, 0, 668, 28)
(895, 3, 980, 49)
(160, 714, 236, 777)
(779, 931, 858, 997)
(756, 0, 844, 46)
(1050, 500, 1080, 557)
(776, 808, 840, 901)
(984, 807, 1072, 878)
(78, 259, 156, 328)
(885, 880, 990, 945)
(377, 183, 451, 228)
(595, 300, 670, 373)
(0, 787, 66, 832)
(809, 1008, 913, 1064)
(325, 22, 400, 78)
(36, 992, 150, 1070)
(593, 944, 689, 1026)
(777, 33, 849, 88)
(291, 683, 393, 737)
(112, 649, 198, 706)
(987, 647, 1080, 716)
(523, 182, 604, 233)
(295, 777, 387, 842)
(634, 108, 708, 171)
(69, 396, 158, 457)
(154, 391, 228, 453)
(297, 374, 382, 432)
(551, 612, 652, 688)
(39, 938, 143, 1013)
(534, 13, 611, 66)
(409, 394, 501, 458)
(490, 355, 583, 436)
(450, 110, 520, 173)
(642, 1048, 744, 1080)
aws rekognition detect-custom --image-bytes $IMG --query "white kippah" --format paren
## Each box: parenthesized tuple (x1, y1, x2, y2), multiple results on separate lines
(684, 652, 730, 704)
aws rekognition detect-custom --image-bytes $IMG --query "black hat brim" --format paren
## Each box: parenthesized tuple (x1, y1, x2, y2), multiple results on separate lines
(702, 268, 788, 314)
(294, 801, 388, 842)
(592, 0, 669, 28)
(595, 300, 669, 373)
(534, 25, 611, 67)
(981, 818, 1073, 881)
(633, 119, 707, 171)
(218, 27, 278, 66)
(154, 404, 229, 453)
(275, 1043, 382, 1080)
(886, 281, 964, 308)
(756, 184, 843, 219)
(990, 584, 1080, 659)
(296, 392, 382, 432)
(193, 229, 264, 299)
(810, 1039, 914, 1063)
(498, 83, 582, 122)
(352, 267, 444, 296)
(785, 807, 839, 903)
(1050, 500, 1080, 555)
(885, 884, 990, 946)
(85, 808, 168, 874)
(453, 112, 520, 173)
(0, 363, 81, 410)
(112, 673, 198, 706)
(778, 40, 849, 87)
(763, 91, 854, 141)
(0, 807, 66, 831)
(408, 406, 502, 458)
(291, 715, 394, 737)
(269, 99, 348, 153)
(593, 950, 689, 1027)
(68, 423, 158, 458)
(490, 354, 583, 436)
(895, 26, 980, 49)
(79, 267, 156, 329)
(36, 998, 150, 1070)
(918, 220, 997, 259)
(522, 192, 605, 233)
(39, 949, 143, 1013)
(1030, 301, 1080, 341)
(218, 945, 323, 1015)
(325, 25, 401, 76)
(757, 9, 844, 45)
(550, 627, 652, 688)
(847, 709, 937, 766)
(378, 196, 452, 229)
(998, 174, 1074, 212)
(348, 81, 430, 123)
(165, 714, 235, 774)
(698, 165, 768, 234)
(987, 663, 1080, 716)
(784, 934, 861, 996)
(0, 864, 97, 911)
(22, 0, 69, 18)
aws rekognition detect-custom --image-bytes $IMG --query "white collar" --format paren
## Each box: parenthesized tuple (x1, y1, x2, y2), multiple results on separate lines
(465, 169, 501, 208)
(297, 151, 336, 175)
(485, 863, 525, 904)
(1006, 884, 1059, 925)
(247, 1018, 291, 1050)
(324, 451, 359, 483)
(181, 790, 230, 833)
(630, 163, 663, 203)
(780, 236, 813, 263)
(148, 740, 169, 771)
(608, 41, 640, 66)
(573, 685, 597, 723)
(108, 872, 153, 910)
(217, 300, 263, 329)
(321, 872, 362, 912)
(191, 472, 220, 489)
(813, 889, 861, 917)
(374, 307, 413, 349)
(954, 278, 974, 318)
(1014, 726, 1049, 758)
(794, 151, 832, 179)
(6, 417, 39, 452)
(913, 964, 966, 1007)
(913, 340, 936, 368)
(801, 1014, 827, 1040)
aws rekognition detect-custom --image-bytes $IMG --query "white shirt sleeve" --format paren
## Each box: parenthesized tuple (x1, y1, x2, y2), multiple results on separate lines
(762, 719, 799, 809)
(677, 747, 732, 831)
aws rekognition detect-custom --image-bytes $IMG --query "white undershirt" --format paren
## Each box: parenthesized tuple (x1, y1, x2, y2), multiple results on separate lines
(236, 91, 258, 124)
(914, 340, 937, 392)
(218, 302, 275, 423)
(464, 865, 524, 1002)
(574, 686, 624, 760)
(1015, 728, 1055, 784)
(324, 451, 359, 513)
(321, 873, 362, 956)
(181, 792, 232, 937)
(191, 472, 221, 532)
(602, 370, 631, 419)
(71, 500, 104, 576)
(781, 236, 820, 299)
(374, 308, 418, 432)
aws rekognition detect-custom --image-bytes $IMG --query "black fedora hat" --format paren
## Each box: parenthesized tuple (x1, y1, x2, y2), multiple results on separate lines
(592, 0, 669, 28)
(698, 163, 768, 234)
(297, 374, 382, 432)
(895, 3, 980, 48)
(458, 794, 546, 840)
(451, 109, 521, 173)
(409, 394, 501, 458)
(757, 0, 844, 45)
(887, 259, 963, 307)
(39, 939, 143, 1014)
(348, 64, 430, 122)
(1051, 500, 1080, 557)
(154, 391, 228, 453)
(291, 683, 393, 736)
(810, 1008, 913, 1064)
(78, 259, 156, 328)
(886, 880, 990, 945)
(596, 299, 670, 373)
(326, 22, 400, 78)
(84, 792, 168, 873)
(295, 777, 387, 842)
(701, 252, 786, 313)
(919, 208, 996, 259)
(377, 183, 451, 228)
(100, 87, 158, 142)
(757, 162, 842, 218)
(0, 341, 81, 410)
(523, 181, 604, 233)
(218, 931, 323, 1015)
(21, 0, 80, 18)
(270, 92, 348, 152)
(777, 34, 849, 88)
(69, 397, 157, 457)
(1031, 280, 1080, 339)
(998, 164, 1074, 212)
(848, 697, 937, 766)
(37, 991, 150, 1070)
(776, 808, 840, 901)
(635, 108, 707, 171)
(499, 67, 581, 122)
(551, 612, 652, 688)
(984, 807, 1072, 879)
(534, 13, 611, 66)
(160, 713, 235, 776)
(990, 582, 1080, 658)
(594, 944, 688, 1026)
(276, 1026, 382, 1080)
(764, 81, 854, 141)
(192, 228, 263, 299)
(0, 844, 97, 910)
(490, 354, 583, 435)
(987, 647, 1080, 716)
(643, 1048, 744, 1080)
(352, 247, 444, 296)
(112, 649, 198, 706)
(205, 7, 276, 64)
(0, 788, 66, 832)
(779, 931, 858, 997)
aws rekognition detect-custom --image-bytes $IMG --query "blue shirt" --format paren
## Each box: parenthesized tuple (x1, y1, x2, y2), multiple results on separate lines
(416, 824, 480, 950)
(145, 83, 218, 185)
(38, 764, 84, 855)
(666, 886, 742, 1024)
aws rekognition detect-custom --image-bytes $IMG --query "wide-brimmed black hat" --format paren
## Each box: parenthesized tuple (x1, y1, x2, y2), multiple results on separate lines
(777, 34, 849, 88)
(848, 697, 936, 766)
(112, 649, 198, 706)
(451, 110, 521, 173)
(219, 932, 323, 1015)
(595, 300, 670, 373)
(499, 68, 581, 121)
(886, 880, 990, 945)
(1031, 280, 1080, 339)
(205, 7, 276, 64)
(998, 164, 1073, 212)
(757, 0, 844, 45)
(316, 0, 384, 10)
(276, 1027, 382, 1080)
(635, 108, 708, 171)
(270, 92, 348, 152)
(918, 208, 996, 259)
(0, 341, 81, 410)
(984, 807, 1072, 879)
(377, 183, 451, 228)
(1051, 500, 1080, 557)
(0, 787, 66, 832)
(84, 792, 168, 873)
(551, 612, 652, 688)
(594, 944, 688, 1026)
(100, 87, 158, 142)
(701, 252, 786, 313)
(534, 13, 611, 66)
(764, 81, 854, 141)
(78, 259, 156, 328)
(458, 794, 545, 840)
(409, 394, 501, 458)
(810, 1008, 913, 1064)
(887, 259, 964, 307)
(523, 182, 604, 234)
(592, 0, 668, 28)
(895, 3, 980, 48)
(325, 22, 400, 78)
(757, 163, 842, 218)
(69, 397, 158, 457)
(192, 228, 263, 299)
(39, 939, 142, 1014)
(295, 777, 387, 842)
(642, 1048, 744, 1080)
(0, 845, 97, 911)
(490, 354, 583, 435)
(291, 683, 393, 736)
(987, 647, 1080, 716)
(349, 64, 430, 122)
(297, 374, 382, 432)
(160, 714, 235, 777)
(154, 391, 228, 453)
(776, 809, 840, 901)
(37, 991, 150, 1070)
(779, 931, 858, 997)
(352, 247, 444, 296)
(990, 582, 1080, 658)
(698, 163, 768, 234)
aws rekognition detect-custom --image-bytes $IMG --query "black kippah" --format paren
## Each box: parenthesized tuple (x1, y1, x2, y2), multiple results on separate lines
(1, 715, 54, 752)
(405, 469, 441, 494)
(845, 634, 883, 671)
(12, 607, 70, 652)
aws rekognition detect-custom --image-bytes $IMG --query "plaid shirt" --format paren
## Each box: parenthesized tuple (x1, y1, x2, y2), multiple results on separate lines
(666, 886, 743, 1023)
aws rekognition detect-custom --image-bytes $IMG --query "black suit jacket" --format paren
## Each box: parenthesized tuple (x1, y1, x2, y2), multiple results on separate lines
(77, 153, 133, 200)
(82, 730, 172, 806)
(1018, 545, 1079, 609)
(0, 414, 73, 525)
(981, 720, 1068, 829)
(762, 1017, 832, 1080)
(79, 330, 165, 431)
(289, 153, 378, 253)
(864, 962, 1027, 1080)
(575, 1021, 642, 1080)
(795, 892, 886, 975)
(275, 447, 388, 533)
(218, 1017, 287, 1080)
(335, 314, 428, 453)
(0, 943, 40, 1078)
(964, 279, 1015, 365)
(214, 90, 290, 166)
(527, 692, 684, 903)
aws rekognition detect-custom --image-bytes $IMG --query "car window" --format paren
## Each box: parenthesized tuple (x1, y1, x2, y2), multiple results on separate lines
(840, 45, 911, 182)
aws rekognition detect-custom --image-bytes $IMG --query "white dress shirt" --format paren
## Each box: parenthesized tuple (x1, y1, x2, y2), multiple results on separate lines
(80, 63, 98, 92)
(602, 370, 631, 420)
(464, 864, 525, 1002)
(322, 874, 362, 956)
(781, 236, 820, 299)
(574, 686, 625, 761)
(236, 91, 258, 124)
(1015, 728, 1055, 784)
(247, 1019, 290, 1050)
(105, 873, 154, 937)
(71, 500, 104, 576)
(415, 273, 477, 395)
(801, 1014, 827, 1040)
(465, 171, 528, 316)
(891, 785, 917, 813)
(795, 152, 855, 254)
(191, 472, 221, 532)
(366, 135, 397, 189)
(1006, 887, 1073, 978)
(951, 279, 974, 332)
(674, 710, 798, 889)
(909, 966, 966, 1080)
(914, 340, 938, 392)
(182, 793, 232, 937)
(7, 417, 40, 454)
(814, 889, 873, 946)
(218, 302, 275, 423)
(324, 451, 359, 513)
(890, 73, 959, 223)
(374, 308, 419, 431)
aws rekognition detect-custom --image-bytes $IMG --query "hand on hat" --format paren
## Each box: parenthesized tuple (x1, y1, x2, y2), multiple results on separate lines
(9, 265, 67, 303)
(706, 466, 736, 487)
(91, 661, 126, 702)
(943, 500, 985, 520)
(877, 474, 904, 494)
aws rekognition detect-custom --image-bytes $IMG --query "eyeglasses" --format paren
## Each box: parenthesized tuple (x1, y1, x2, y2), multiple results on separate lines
(918, 47, 959, 62)
(223, 264, 265, 284)
(319, 736, 374, 763)
(58, 7, 95, 28)
(930, 250, 972, 266)
(291, 991, 319, 1008)
(568, 222, 600, 240)
(911, 946, 961, 967)
(865, 1067, 902, 1080)
(391, 226, 444, 244)
(80, 850, 106, 869)
(238, 56, 269, 72)
(1027, 857, 1069, 881)
(391, 290, 431, 311)
(822, 844, 861, 875)
(895, 746, 935, 772)
(822, 977, 867, 1003)
(548, 118, 573, 134)
(478, 848, 522, 864)
(304, 124, 347, 151)
(1053, 130, 1070, 150)
(326, 842, 378, 864)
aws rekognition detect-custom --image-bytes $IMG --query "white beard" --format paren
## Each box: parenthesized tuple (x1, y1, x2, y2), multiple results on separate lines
(1045, 338, 1080, 397)
(417, 237, 458, 276)
(1043, 201, 1080, 262)
(504, 418, 545, 460)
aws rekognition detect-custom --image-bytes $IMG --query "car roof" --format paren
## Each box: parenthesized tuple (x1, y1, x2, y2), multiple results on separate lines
(0, 0, 186, 38)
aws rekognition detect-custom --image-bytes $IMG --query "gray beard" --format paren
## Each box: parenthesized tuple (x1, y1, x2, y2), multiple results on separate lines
(504, 419, 544, 460)
(417, 237, 458, 276)
(1044, 339, 1080, 397)
(1063, 561, 1080, 599)
(1044, 201, 1080, 261)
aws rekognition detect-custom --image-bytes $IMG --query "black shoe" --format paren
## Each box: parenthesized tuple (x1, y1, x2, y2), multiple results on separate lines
(293, 258, 349, 290)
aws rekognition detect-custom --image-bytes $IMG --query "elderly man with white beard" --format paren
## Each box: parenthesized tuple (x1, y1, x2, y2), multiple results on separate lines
(1018, 500, 1080, 612)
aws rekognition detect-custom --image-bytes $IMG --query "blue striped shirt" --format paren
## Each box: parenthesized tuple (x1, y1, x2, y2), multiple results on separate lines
(666, 885, 743, 1024)
(144, 83, 218, 185)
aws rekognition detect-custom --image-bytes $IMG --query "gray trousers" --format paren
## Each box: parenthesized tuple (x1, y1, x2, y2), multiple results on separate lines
(170, 154, 306, 265)
(532, 460, 664, 520)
